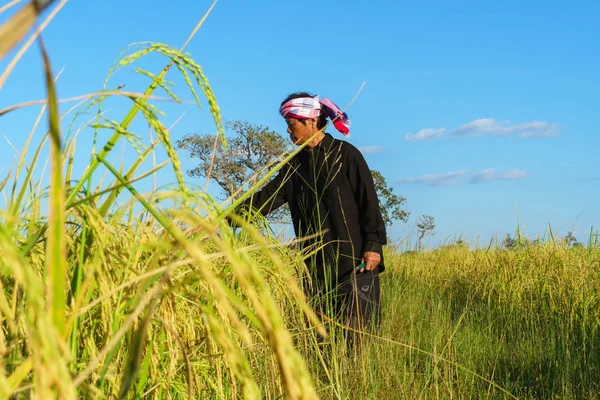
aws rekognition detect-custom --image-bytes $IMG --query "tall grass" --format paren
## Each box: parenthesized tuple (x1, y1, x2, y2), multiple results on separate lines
(305, 242, 600, 399)
(2, 2, 600, 399)
(0, 2, 321, 399)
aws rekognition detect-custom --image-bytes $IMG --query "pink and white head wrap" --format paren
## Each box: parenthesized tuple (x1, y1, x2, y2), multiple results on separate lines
(279, 95, 351, 136)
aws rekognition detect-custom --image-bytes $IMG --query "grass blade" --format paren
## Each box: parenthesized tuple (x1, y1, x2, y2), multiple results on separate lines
(118, 305, 154, 399)
(40, 37, 67, 336)
(0, 168, 11, 193)
(6, 358, 32, 394)
(0, 0, 55, 60)
(65, 2, 218, 207)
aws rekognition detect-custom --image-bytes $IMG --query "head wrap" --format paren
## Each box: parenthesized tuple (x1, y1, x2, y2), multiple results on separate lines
(279, 95, 351, 136)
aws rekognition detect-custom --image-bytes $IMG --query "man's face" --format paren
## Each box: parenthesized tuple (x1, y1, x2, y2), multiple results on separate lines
(285, 117, 318, 146)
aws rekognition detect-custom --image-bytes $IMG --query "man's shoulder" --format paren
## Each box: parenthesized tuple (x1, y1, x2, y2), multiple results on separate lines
(330, 137, 361, 158)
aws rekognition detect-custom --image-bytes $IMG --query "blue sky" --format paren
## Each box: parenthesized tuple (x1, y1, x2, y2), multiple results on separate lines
(1, 0, 599, 247)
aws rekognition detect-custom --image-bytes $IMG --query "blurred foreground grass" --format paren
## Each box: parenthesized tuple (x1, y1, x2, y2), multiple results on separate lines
(1, 2, 599, 399)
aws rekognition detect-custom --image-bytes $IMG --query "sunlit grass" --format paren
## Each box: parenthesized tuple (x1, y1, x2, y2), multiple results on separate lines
(0, 2, 320, 399)
(1, 2, 599, 399)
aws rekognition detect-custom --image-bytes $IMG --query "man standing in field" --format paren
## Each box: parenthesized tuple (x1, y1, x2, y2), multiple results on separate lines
(232, 92, 387, 338)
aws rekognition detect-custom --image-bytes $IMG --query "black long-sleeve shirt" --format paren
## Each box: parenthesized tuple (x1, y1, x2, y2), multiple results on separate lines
(236, 132, 387, 284)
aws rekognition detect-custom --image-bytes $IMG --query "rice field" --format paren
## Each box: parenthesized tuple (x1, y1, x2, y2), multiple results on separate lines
(1, 3, 599, 399)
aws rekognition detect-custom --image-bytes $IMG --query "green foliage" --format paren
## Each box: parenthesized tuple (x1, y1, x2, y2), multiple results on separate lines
(4, 3, 600, 400)
(0, 5, 320, 398)
(177, 120, 292, 224)
(503, 231, 584, 249)
(562, 231, 582, 248)
(177, 120, 288, 198)
(502, 233, 519, 249)
(371, 169, 409, 226)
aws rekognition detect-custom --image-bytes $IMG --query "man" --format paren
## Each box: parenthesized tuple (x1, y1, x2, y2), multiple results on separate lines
(233, 92, 387, 336)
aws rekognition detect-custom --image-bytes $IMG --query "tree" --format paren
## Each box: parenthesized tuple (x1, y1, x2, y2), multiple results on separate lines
(502, 233, 532, 249)
(502, 233, 517, 249)
(562, 231, 581, 248)
(177, 119, 410, 228)
(416, 214, 435, 250)
(371, 170, 409, 226)
(176, 120, 291, 224)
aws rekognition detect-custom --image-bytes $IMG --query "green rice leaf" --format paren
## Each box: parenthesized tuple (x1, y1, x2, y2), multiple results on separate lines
(40, 37, 67, 336)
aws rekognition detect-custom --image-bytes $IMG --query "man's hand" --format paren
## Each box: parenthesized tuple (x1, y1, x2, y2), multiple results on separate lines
(361, 251, 381, 272)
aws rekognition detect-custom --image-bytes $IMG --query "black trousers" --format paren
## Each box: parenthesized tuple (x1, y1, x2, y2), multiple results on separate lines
(336, 269, 381, 332)
(305, 267, 382, 342)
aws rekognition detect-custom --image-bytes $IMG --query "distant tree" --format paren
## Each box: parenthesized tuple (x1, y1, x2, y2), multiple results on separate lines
(504, 231, 585, 250)
(371, 170, 409, 226)
(176, 120, 291, 224)
(562, 231, 581, 248)
(177, 119, 410, 228)
(503, 233, 535, 249)
(502, 234, 517, 249)
(453, 238, 469, 249)
(439, 238, 469, 251)
(416, 214, 435, 250)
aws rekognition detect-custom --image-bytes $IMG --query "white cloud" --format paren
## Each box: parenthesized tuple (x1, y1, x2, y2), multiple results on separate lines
(358, 145, 383, 154)
(518, 121, 560, 137)
(398, 168, 528, 186)
(397, 169, 470, 186)
(470, 168, 527, 183)
(404, 127, 446, 142)
(451, 118, 559, 138)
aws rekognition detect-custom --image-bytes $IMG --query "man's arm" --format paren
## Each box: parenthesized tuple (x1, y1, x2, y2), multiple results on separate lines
(233, 167, 289, 221)
(344, 145, 387, 270)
